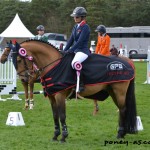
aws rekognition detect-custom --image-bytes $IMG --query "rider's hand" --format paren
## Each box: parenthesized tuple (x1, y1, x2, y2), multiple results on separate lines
(64, 50, 73, 54)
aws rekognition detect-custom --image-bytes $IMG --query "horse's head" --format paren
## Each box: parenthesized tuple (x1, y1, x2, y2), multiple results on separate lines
(0, 40, 20, 64)
(0, 41, 13, 64)
(0, 40, 39, 83)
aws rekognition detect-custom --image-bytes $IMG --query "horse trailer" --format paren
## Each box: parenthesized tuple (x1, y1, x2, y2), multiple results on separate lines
(106, 26, 150, 56)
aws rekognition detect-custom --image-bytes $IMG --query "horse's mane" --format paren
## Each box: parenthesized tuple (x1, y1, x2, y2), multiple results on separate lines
(20, 39, 60, 51)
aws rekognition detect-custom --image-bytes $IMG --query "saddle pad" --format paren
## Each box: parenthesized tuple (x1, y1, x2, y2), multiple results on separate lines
(41, 53, 134, 96)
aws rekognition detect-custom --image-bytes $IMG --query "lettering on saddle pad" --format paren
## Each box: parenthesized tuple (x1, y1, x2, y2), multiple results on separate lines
(107, 61, 124, 71)
(107, 61, 130, 77)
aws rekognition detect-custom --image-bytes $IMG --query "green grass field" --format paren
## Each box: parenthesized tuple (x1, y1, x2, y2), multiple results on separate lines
(0, 62, 150, 150)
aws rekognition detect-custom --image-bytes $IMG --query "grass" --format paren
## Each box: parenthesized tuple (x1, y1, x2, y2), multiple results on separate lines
(0, 62, 150, 150)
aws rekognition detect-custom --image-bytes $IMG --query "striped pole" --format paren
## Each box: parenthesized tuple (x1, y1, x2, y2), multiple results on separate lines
(143, 47, 150, 84)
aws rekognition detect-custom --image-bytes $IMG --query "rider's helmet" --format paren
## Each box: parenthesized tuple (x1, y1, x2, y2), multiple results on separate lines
(70, 7, 87, 17)
(36, 25, 45, 31)
(95, 25, 106, 33)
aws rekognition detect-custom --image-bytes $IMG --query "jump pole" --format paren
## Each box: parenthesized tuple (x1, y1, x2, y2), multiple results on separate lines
(144, 47, 150, 84)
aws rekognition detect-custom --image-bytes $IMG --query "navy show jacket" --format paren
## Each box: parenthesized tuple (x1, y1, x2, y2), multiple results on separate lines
(64, 21, 91, 55)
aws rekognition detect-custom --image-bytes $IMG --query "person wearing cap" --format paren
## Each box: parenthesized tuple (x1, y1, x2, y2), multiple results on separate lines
(34, 25, 48, 42)
(95, 25, 110, 56)
(93, 25, 110, 115)
(64, 7, 91, 91)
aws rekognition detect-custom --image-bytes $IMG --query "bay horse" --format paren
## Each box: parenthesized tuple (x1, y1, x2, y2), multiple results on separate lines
(0, 42, 98, 114)
(0, 42, 39, 110)
(4, 40, 137, 142)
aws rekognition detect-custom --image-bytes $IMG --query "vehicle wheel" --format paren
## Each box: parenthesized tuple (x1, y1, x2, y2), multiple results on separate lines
(129, 50, 138, 55)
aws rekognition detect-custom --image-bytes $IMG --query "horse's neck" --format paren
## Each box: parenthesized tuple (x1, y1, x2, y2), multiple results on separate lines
(23, 42, 62, 76)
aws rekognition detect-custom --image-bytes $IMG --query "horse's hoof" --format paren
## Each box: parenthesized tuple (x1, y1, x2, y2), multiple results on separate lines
(93, 110, 99, 116)
(51, 138, 58, 142)
(117, 134, 125, 139)
(117, 131, 126, 139)
(29, 104, 34, 110)
(23, 106, 29, 110)
(60, 139, 66, 143)
(52, 135, 60, 142)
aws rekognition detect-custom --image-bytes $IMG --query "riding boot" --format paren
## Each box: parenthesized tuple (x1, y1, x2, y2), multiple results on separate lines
(79, 71, 84, 92)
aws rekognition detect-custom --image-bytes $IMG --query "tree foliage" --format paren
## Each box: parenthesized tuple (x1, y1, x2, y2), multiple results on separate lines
(0, 0, 150, 40)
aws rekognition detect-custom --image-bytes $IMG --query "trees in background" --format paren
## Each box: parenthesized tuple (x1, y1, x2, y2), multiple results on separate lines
(0, 0, 150, 40)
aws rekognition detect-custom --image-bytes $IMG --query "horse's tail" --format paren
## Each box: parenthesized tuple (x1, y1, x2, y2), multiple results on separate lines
(125, 77, 137, 134)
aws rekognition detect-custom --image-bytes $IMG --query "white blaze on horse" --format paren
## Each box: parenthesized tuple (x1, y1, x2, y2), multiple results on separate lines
(1, 40, 137, 142)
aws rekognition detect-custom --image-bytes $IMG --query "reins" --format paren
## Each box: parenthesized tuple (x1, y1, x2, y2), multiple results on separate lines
(39, 57, 62, 72)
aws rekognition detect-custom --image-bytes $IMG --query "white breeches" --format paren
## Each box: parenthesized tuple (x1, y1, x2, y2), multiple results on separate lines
(71, 52, 88, 69)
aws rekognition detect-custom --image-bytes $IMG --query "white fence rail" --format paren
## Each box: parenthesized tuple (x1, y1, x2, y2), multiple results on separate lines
(0, 51, 17, 99)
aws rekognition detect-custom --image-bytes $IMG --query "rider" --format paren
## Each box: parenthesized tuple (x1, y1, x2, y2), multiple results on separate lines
(95, 25, 110, 56)
(64, 7, 91, 91)
(34, 25, 48, 42)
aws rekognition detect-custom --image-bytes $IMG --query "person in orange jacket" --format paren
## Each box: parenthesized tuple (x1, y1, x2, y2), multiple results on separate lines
(93, 25, 111, 115)
(95, 25, 110, 56)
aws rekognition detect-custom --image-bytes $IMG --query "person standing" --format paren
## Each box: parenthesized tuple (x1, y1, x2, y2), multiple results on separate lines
(93, 25, 111, 115)
(64, 6, 91, 92)
(95, 25, 110, 56)
(34, 25, 48, 42)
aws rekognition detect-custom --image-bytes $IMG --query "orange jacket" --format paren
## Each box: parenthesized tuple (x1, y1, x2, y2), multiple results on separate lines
(95, 34, 110, 56)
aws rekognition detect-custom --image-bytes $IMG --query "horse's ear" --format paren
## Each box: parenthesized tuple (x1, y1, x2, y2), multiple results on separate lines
(16, 42, 20, 47)
(6, 41, 10, 48)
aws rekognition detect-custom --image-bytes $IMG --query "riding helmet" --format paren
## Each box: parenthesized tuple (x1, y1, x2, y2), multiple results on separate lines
(70, 7, 87, 17)
(95, 25, 106, 33)
(36, 25, 45, 31)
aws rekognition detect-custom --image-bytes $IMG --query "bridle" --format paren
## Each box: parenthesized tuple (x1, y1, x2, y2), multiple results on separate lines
(17, 55, 37, 79)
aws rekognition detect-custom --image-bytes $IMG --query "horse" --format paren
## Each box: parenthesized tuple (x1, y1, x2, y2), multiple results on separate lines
(0, 42, 99, 114)
(3, 39, 137, 142)
(0, 42, 40, 110)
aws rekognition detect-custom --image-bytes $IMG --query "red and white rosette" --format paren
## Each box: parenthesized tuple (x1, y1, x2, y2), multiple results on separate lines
(19, 48, 27, 57)
(74, 62, 82, 71)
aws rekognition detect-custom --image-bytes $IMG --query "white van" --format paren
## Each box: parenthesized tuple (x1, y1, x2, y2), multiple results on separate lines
(44, 33, 67, 50)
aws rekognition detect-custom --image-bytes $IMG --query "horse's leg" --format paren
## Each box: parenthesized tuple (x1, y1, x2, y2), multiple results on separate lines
(29, 82, 34, 110)
(22, 82, 29, 109)
(93, 100, 99, 115)
(109, 82, 129, 139)
(48, 96, 61, 141)
(54, 92, 68, 143)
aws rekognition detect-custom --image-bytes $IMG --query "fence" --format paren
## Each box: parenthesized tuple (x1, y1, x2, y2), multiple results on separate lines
(0, 51, 18, 101)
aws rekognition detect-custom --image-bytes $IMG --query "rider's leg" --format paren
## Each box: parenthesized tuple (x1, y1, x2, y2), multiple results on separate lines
(71, 52, 88, 92)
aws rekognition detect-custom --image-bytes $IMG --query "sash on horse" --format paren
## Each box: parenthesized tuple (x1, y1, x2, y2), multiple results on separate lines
(41, 53, 134, 96)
